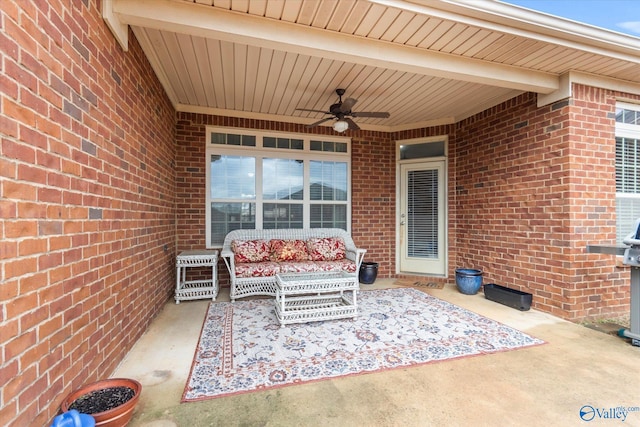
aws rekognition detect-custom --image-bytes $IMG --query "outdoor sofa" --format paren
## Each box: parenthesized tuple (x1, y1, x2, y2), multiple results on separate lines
(221, 228, 366, 301)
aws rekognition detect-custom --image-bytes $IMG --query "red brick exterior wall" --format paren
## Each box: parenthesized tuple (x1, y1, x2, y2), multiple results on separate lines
(1, 2, 175, 426)
(2, 1, 637, 425)
(452, 89, 632, 319)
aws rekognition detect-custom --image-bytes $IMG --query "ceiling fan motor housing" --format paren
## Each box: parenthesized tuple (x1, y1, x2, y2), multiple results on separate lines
(330, 103, 346, 116)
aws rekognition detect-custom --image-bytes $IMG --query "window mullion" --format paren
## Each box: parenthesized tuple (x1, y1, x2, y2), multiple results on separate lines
(256, 156, 263, 229)
(303, 159, 310, 227)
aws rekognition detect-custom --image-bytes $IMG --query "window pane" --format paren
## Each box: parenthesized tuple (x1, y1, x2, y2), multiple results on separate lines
(263, 203, 303, 229)
(310, 204, 347, 229)
(615, 104, 640, 245)
(624, 109, 638, 125)
(210, 155, 255, 199)
(311, 139, 348, 153)
(617, 197, 640, 244)
(211, 203, 256, 244)
(210, 132, 255, 146)
(263, 158, 304, 200)
(310, 161, 348, 201)
(407, 169, 439, 258)
(400, 141, 445, 159)
(242, 135, 256, 146)
(211, 132, 226, 145)
(616, 137, 640, 193)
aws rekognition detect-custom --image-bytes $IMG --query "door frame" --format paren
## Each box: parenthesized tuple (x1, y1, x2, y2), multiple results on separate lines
(395, 137, 448, 277)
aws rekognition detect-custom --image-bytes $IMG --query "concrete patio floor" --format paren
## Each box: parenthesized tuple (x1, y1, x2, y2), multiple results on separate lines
(114, 279, 640, 427)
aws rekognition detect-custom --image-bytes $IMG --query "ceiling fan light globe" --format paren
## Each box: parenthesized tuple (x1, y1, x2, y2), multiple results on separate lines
(333, 120, 349, 133)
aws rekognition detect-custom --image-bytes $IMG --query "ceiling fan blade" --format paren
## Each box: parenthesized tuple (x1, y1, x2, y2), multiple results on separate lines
(351, 111, 390, 118)
(305, 117, 333, 128)
(344, 117, 360, 131)
(296, 108, 331, 114)
(339, 97, 357, 113)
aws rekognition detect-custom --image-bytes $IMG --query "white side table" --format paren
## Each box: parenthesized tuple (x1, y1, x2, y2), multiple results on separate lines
(175, 250, 219, 304)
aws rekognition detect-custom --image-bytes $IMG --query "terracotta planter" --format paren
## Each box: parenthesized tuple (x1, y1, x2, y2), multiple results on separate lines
(61, 378, 142, 427)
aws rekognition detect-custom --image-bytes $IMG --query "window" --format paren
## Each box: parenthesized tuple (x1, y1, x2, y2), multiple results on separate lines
(206, 128, 350, 247)
(615, 102, 640, 244)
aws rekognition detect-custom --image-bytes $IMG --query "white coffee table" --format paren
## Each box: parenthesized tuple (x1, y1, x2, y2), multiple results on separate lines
(274, 271, 359, 326)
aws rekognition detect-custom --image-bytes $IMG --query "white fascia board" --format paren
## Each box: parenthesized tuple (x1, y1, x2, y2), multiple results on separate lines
(102, 0, 129, 51)
(571, 71, 640, 96)
(386, 0, 640, 64)
(111, 0, 558, 94)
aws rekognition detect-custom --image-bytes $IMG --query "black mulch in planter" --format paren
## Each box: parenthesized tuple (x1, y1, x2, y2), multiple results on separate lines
(69, 386, 135, 414)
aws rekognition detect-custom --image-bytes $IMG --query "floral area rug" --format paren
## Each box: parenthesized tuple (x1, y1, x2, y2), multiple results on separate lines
(182, 288, 544, 402)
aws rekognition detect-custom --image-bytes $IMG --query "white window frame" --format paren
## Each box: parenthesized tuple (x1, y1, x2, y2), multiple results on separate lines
(615, 101, 640, 244)
(205, 127, 351, 248)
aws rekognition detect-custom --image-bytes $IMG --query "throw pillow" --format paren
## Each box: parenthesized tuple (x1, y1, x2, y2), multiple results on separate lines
(269, 239, 309, 262)
(306, 237, 346, 261)
(231, 239, 271, 263)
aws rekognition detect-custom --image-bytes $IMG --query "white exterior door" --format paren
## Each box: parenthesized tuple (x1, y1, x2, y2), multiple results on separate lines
(399, 161, 446, 275)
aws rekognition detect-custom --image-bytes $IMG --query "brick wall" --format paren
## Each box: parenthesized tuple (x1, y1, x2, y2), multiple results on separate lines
(176, 90, 634, 322)
(453, 89, 633, 320)
(350, 130, 396, 277)
(570, 85, 640, 319)
(1, 2, 176, 426)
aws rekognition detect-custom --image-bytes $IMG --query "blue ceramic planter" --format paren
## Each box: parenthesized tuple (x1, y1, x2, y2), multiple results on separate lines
(455, 268, 483, 295)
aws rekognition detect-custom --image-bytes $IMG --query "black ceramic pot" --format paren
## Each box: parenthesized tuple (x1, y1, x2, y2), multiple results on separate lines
(359, 262, 379, 284)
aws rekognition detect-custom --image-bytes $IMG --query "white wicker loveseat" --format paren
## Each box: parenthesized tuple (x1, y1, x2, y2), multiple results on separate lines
(221, 228, 366, 301)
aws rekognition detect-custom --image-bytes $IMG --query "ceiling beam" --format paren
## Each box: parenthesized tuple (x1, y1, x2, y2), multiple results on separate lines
(111, 0, 559, 94)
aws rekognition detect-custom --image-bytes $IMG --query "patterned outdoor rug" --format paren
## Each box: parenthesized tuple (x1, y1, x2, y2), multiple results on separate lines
(183, 288, 543, 402)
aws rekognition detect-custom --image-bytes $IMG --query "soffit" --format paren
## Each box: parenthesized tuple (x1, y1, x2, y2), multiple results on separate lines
(109, 0, 640, 132)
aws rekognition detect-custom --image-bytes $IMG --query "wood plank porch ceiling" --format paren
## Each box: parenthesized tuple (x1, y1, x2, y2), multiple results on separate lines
(110, 0, 640, 132)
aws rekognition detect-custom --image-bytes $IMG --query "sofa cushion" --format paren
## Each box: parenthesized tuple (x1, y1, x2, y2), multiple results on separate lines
(306, 237, 346, 261)
(232, 239, 271, 263)
(278, 261, 321, 274)
(314, 259, 357, 273)
(234, 261, 281, 278)
(269, 239, 309, 262)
